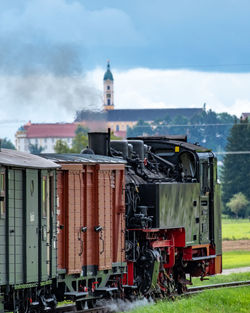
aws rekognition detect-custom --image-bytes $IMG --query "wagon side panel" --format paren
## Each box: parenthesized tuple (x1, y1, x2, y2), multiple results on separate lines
(67, 167, 82, 274)
(113, 167, 125, 263)
(82, 165, 98, 269)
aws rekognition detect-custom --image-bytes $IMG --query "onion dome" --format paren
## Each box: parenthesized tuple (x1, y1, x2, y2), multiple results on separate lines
(103, 61, 114, 81)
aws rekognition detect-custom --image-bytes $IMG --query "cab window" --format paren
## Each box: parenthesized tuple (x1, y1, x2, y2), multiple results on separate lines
(200, 162, 210, 194)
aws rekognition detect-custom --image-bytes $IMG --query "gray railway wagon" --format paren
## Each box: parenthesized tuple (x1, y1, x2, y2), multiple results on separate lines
(0, 148, 59, 313)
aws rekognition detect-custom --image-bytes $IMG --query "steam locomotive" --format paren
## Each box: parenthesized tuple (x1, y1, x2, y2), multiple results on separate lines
(0, 132, 222, 312)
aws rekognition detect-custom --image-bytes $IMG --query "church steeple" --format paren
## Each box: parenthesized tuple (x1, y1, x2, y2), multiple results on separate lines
(103, 60, 114, 110)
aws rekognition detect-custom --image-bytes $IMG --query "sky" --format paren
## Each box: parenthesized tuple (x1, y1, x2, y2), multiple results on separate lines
(1, 0, 250, 142)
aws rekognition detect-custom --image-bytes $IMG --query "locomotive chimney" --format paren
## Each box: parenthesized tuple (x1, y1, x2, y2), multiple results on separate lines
(88, 129, 111, 156)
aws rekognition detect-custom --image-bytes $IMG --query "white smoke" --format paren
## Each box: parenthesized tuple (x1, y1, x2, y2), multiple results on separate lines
(104, 297, 154, 313)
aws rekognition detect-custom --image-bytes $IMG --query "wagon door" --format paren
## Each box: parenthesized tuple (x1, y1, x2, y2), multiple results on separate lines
(40, 170, 53, 280)
(26, 169, 39, 283)
(7, 168, 24, 285)
(57, 170, 67, 270)
(112, 166, 125, 264)
(199, 160, 210, 244)
(0, 168, 6, 286)
(65, 166, 83, 274)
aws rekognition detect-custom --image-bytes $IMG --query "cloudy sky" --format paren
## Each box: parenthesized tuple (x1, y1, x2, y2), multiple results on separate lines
(1, 0, 250, 142)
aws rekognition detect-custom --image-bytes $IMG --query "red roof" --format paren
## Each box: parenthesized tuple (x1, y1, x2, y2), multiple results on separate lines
(25, 123, 78, 138)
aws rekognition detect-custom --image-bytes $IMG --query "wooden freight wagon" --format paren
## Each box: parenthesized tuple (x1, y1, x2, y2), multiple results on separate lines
(41, 153, 126, 300)
(0, 148, 59, 312)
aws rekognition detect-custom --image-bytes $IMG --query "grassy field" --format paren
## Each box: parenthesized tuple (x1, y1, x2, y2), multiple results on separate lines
(222, 218, 250, 240)
(191, 271, 250, 287)
(127, 287, 250, 313)
(223, 250, 250, 269)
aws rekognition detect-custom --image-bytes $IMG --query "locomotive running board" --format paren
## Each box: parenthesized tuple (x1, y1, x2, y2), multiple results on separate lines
(191, 255, 216, 261)
(122, 285, 138, 289)
(95, 287, 118, 292)
(64, 291, 88, 298)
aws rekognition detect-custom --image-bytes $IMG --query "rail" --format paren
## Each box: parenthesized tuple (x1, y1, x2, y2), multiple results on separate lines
(187, 280, 250, 294)
(56, 281, 250, 313)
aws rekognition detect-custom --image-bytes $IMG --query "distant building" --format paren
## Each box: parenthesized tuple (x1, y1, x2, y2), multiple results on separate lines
(15, 122, 78, 153)
(75, 61, 203, 138)
(241, 112, 250, 120)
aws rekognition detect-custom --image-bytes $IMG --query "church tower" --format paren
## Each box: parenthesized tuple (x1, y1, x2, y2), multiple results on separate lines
(103, 61, 114, 110)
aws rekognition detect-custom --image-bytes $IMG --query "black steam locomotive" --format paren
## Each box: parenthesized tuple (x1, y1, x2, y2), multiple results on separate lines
(0, 132, 222, 312)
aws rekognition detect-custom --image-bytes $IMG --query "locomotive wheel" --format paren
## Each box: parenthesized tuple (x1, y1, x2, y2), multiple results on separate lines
(19, 298, 29, 313)
(76, 299, 96, 310)
(87, 300, 97, 308)
(76, 300, 86, 311)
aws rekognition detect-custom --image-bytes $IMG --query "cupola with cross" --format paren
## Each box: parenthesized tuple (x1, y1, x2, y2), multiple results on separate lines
(103, 60, 114, 110)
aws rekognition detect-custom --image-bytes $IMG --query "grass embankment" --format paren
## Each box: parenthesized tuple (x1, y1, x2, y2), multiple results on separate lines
(223, 250, 250, 269)
(222, 218, 250, 240)
(127, 287, 250, 313)
(191, 271, 250, 287)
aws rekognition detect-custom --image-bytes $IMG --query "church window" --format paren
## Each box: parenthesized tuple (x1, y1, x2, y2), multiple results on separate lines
(107, 94, 111, 98)
(107, 86, 110, 90)
(108, 99, 110, 105)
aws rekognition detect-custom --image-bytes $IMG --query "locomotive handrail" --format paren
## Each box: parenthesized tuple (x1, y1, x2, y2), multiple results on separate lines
(191, 255, 216, 261)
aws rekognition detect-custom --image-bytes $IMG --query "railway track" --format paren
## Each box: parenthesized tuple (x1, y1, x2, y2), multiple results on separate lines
(187, 280, 250, 295)
(56, 281, 250, 313)
(56, 304, 111, 313)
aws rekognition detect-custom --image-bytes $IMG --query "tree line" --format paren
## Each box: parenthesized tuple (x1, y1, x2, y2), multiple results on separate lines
(127, 109, 235, 155)
(221, 118, 250, 218)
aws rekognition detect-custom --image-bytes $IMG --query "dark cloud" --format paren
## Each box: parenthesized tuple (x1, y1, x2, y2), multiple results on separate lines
(2, 0, 250, 73)
(0, 0, 144, 74)
(77, 0, 250, 72)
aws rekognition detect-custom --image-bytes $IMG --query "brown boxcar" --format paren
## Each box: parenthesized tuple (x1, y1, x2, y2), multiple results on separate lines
(47, 154, 126, 275)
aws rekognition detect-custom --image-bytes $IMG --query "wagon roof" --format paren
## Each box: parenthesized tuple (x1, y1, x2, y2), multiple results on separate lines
(40, 153, 126, 164)
(0, 148, 59, 169)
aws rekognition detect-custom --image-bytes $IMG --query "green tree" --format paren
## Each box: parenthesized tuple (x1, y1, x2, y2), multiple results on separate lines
(29, 143, 44, 154)
(127, 120, 153, 137)
(187, 110, 235, 152)
(54, 140, 71, 153)
(168, 115, 189, 136)
(221, 119, 250, 215)
(226, 192, 250, 218)
(136, 109, 235, 154)
(70, 125, 89, 153)
(71, 132, 88, 153)
(54, 125, 89, 154)
(1, 138, 15, 149)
